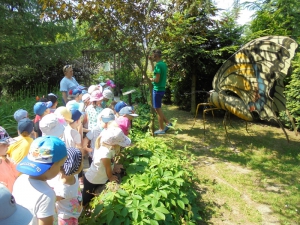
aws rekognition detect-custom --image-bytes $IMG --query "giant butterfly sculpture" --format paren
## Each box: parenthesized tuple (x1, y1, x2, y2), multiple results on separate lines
(193, 36, 298, 141)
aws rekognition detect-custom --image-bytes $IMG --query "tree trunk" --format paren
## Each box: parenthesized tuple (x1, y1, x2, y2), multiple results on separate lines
(143, 70, 155, 136)
(191, 73, 196, 114)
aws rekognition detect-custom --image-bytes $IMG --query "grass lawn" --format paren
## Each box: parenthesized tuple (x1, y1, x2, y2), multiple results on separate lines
(159, 104, 300, 225)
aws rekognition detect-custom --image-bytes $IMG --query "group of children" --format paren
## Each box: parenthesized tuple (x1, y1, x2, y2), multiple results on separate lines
(0, 79, 139, 225)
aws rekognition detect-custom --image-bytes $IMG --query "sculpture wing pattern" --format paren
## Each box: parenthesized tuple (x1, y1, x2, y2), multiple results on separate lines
(212, 36, 298, 121)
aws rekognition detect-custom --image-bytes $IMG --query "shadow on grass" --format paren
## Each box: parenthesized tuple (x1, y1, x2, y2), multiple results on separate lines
(163, 106, 300, 224)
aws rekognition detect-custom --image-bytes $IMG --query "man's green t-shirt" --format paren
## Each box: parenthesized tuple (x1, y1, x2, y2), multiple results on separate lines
(152, 60, 167, 91)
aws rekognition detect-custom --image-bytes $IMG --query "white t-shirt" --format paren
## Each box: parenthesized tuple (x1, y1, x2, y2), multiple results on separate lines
(62, 125, 81, 148)
(12, 174, 56, 225)
(85, 145, 115, 184)
(54, 175, 82, 219)
(86, 126, 103, 157)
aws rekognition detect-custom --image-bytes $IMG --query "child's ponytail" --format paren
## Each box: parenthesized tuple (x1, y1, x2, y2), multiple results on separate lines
(95, 136, 101, 150)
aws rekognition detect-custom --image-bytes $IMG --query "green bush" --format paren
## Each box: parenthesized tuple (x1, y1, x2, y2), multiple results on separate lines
(0, 84, 60, 137)
(282, 53, 300, 130)
(121, 86, 148, 105)
(79, 132, 203, 225)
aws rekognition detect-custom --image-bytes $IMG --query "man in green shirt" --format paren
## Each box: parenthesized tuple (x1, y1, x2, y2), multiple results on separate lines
(149, 50, 172, 135)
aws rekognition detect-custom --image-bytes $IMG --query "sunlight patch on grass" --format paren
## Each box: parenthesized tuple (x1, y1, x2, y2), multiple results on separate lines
(163, 105, 300, 224)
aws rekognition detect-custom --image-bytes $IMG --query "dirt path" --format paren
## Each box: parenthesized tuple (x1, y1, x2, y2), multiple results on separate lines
(162, 105, 298, 225)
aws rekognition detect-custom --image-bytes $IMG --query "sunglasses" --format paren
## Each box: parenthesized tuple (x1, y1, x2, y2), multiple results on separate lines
(63, 65, 72, 72)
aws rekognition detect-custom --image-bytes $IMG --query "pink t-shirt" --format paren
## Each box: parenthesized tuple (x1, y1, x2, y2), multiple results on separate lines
(116, 116, 131, 136)
(0, 158, 19, 192)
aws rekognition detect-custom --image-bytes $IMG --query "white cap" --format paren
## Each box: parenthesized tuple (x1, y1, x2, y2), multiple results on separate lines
(97, 108, 115, 126)
(82, 93, 90, 102)
(66, 100, 80, 111)
(100, 127, 131, 147)
(88, 85, 99, 94)
(39, 113, 66, 137)
(119, 106, 138, 117)
(103, 89, 114, 100)
(104, 86, 113, 91)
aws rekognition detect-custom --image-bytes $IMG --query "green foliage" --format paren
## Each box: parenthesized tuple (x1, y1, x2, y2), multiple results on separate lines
(0, 83, 60, 137)
(121, 86, 149, 105)
(0, 0, 90, 94)
(161, 3, 243, 111)
(132, 104, 152, 133)
(116, 67, 142, 90)
(246, 0, 300, 39)
(80, 134, 202, 225)
(283, 53, 300, 130)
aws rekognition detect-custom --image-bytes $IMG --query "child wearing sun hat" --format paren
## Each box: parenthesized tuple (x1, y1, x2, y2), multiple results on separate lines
(12, 136, 67, 225)
(114, 101, 127, 117)
(82, 126, 131, 206)
(82, 108, 115, 166)
(62, 109, 83, 149)
(39, 113, 66, 138)
(61, 109, 85, 186)
(7, 118, 34, 164)
(47, 93, 59, 113)
(116, 106, 139, 136)
(86, 90, 104, 130)
(0, 184, 33, 225)
(0, 127, 18, 193)
(53, 147, 83, 225)
(13, 109, 28, 122)
(54, 106, 74, 124)
(33, 101, 53, 138)
(67, 88, 83, 102)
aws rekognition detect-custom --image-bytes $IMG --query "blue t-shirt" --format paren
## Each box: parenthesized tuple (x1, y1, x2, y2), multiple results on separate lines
(60, 77, 79, 93)
(60, 77, 79, 105)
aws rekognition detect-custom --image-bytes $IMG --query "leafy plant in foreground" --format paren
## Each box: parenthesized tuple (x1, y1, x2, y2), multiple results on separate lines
(79, 136, 202, 225)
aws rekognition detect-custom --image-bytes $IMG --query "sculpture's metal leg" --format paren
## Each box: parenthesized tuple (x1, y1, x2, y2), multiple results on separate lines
(192, 103, 215, 128)
(228, 112, 234, 128)
(192, 103, 202, 128)
(276, 118, 289, 142)
(223, 111, 230, 141)
(245, 121, 250, 134)
(203, 107, 218, 134)
(285, 109, 297, 136)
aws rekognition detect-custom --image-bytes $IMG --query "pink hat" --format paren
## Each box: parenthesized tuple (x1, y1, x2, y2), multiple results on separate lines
(90, 90, 103, 102)
(106, 80, 116, 88)
(116, 117, 130, 136)
(100, 127, 131, 147)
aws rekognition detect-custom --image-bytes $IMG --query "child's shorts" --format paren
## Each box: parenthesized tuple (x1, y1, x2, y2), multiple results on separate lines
(58, 217, 78, 225)
(153, 90, 165, 109)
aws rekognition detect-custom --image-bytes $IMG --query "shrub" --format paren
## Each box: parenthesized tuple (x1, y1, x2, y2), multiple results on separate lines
(0, 84, 61, 136)
(79, 133, 203, 225)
